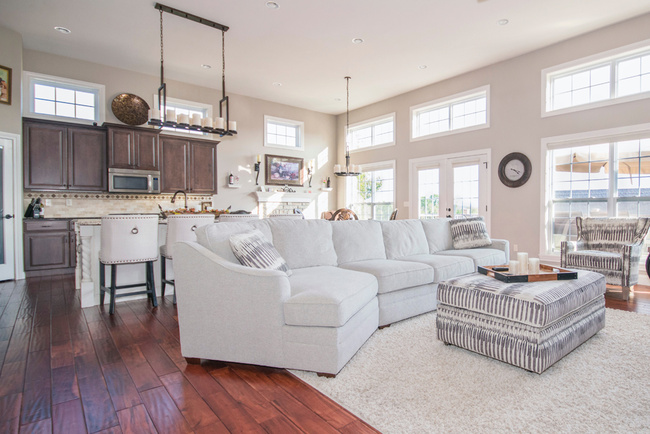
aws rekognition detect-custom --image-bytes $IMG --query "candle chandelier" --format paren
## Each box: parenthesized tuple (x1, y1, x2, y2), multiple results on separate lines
(334, 76, 360, 177)
(148, 3, 237, 137)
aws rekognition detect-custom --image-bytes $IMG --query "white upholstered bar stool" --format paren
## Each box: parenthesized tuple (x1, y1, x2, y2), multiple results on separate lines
(99, 215, 159, 315)
(161, 214, 215, 304)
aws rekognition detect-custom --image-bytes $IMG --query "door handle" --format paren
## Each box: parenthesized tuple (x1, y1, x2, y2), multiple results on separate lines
(446, 208, 451, 212)
(4, 214, 14, 219)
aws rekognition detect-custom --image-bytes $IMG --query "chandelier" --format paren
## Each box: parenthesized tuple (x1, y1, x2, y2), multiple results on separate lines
(334, 76, 360, 177)
(148, 3, 237, 137)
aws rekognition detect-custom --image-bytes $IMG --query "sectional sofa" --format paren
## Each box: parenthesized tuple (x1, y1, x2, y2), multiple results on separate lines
(173, 218, 509, 375)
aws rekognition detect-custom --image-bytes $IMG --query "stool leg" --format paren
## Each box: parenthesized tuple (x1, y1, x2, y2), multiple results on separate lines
(109, 265, 117, 315)
(149, 261, 158, 308)
(99, 262, 105, 306)
(161, 258, 166, 298)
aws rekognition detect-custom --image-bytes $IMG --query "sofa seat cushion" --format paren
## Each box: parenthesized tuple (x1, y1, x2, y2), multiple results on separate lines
(435, 248, 507, 267)
(284, 266, 378, 328)
(339, 259, 433, 294)
(399, 254, 474, 283)
(565, 250, 622, 271)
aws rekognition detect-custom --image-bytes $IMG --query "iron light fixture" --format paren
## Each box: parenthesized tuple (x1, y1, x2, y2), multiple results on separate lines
(335, 77, 360, 177)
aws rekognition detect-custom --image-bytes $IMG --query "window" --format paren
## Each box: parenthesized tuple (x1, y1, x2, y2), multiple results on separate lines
(348, 113, 395, 151)
(410, 86, 489, 141)
(24, 71, 105, 123)
(347, 161, 395, 220)
(154, 95, 212, 135)
(543, 40, 650, 115)
(264, 116, 304, 150)
(542, 125, 650, 259)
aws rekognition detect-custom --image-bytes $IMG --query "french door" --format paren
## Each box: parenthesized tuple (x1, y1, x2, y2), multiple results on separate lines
(409, 150, 490, 228)
(0, 134, 16, 281)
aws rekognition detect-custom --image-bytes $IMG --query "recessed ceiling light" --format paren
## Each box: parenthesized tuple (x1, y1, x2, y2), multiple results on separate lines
(418, 65, 428, 70)
(497, 19, 509, 26)
(352, 38, 364, 44)
(54, 26, 71, 34)
(201, 64, 212, 69)
(272, 82, 282, 87)
(266, 1, 279, 9)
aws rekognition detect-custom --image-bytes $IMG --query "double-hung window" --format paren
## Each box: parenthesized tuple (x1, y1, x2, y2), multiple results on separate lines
(24, 71, 105, 123)
(410, 86, 489, 141)
(265, 116, 304, 150)
(543, 40, 650, 115)
(348, 114, 395, 151)
(346, 161, 395, 220)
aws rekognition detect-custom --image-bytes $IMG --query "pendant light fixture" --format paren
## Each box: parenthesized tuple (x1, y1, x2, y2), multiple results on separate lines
(334, 76, 360, 177)
(148, 3, 237, 137)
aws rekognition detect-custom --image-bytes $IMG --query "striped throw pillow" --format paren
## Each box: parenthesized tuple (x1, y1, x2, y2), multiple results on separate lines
(449, 217, 492, 249)
(229, 230, 292, 276)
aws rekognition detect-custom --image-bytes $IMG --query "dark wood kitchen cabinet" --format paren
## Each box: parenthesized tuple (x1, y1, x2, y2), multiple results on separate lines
(23, 219, 76, 276)
(23, 118, 107, 191)
(159, 135, 218, 194)
(107, 125, 159, 170)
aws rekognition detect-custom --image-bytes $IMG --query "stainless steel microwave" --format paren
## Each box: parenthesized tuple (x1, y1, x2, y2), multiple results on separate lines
(108, 168, 161, 194)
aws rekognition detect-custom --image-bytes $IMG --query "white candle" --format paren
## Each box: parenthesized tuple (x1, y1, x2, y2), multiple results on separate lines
(228, 121, 237, 131)
(529, 258, 540, 274)
(166, 108, 176, 122)
(191, 113, 202, 126)
(203, 117, 213, 128)
(178, 113, 189, 124)
(151, 108, 160, 120)
(508, 260, 519, 275)
(214, 117, 225, 129)
(257, 154, 262, 163)
(517, 252, 529, 274)
(334, 164, 342, 173)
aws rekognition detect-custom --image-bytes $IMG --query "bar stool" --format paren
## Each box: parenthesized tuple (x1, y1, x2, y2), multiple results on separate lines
(99, 215, 159, 315)
(161, 214, 215, 304)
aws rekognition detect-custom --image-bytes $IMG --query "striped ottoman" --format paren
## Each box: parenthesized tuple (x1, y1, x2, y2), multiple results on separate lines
(436, 271, 606, 373)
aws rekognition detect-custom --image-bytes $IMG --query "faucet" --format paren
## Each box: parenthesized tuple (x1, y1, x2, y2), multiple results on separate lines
(171, 190, 188, 210)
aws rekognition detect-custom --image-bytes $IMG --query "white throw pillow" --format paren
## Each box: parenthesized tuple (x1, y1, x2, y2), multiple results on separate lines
(229, 230, 292, 276)
(449, 217, 492, 249)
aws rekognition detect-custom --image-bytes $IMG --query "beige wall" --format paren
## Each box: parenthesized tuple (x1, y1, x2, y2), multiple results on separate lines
(22, 50, 338, 216)
(0, 26, 22, 135)
(337, 13, 650, 257)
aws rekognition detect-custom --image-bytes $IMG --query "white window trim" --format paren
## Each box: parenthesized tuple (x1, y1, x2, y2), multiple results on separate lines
(541, 38, 650, 118)
(264, 115, 305, 151)
(409, 85, 490, 142)
(23, 71, 106, 125)
(538, 122, 650, 265)
(348, 112, 396, 153)
(345, 160, 396, 218)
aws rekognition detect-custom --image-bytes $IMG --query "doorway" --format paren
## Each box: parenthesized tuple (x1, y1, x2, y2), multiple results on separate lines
(0, 132, 19, 281)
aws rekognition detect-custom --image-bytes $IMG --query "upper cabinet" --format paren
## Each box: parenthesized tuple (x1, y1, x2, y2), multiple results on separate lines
(160, 135, 218, 194)
(23, 119, 107, 191)
(106, 125, 159, 171)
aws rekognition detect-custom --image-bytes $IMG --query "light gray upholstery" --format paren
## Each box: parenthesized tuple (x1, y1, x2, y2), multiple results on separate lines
(435, 248, 507, 268)
(195, 220, 273, 264)
(340, 259, 434, 293)
(400, 254, 475, 283)
(381, 220, 429, 259)
(331, 220, 386, 264)
(420, 218, 454, 253)
(377, 283, 438, 327)
(100, 215, 159, 264)
(269, 219, 338, 269)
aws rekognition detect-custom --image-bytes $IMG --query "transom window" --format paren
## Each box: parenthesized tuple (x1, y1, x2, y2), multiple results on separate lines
(155, 95, 212, 136)
(544, 40, 650, 115)
(347, 161, 395, 220)
(411, 86, 489, 141)
(24, 71, 105, 123)
(264, 116, 304, 150)
(348, 114, 395, 151)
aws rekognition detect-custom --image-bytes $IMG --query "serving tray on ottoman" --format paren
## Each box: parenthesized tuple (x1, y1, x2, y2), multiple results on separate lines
(436, 271, 606, 374)
(478, 264, 577, 283)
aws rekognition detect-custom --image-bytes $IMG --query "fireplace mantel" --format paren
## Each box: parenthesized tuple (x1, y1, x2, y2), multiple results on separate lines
(255, 191, 317, 203)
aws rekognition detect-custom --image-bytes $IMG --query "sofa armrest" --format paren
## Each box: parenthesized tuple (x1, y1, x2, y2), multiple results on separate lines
(560, 240, 587, 266)
(173, 241, 291, 367)
(622, 243, 643, 287)
(490, 239, 510, 262)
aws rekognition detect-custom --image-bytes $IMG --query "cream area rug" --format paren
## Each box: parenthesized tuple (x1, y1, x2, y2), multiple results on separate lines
(292, 309, 650, 433)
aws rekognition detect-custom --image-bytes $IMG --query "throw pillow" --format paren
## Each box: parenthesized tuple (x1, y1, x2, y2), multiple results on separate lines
(449, 217, 492, 250)
(229, 230, 292, 276)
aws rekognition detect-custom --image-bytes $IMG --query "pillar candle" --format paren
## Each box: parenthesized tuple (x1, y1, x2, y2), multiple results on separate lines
(214, 117, 225, 129)
(508, 260, 519, 275)
(191, 113, 202, 126)
(178, 113, 189, 124)
(334, 164, 342, 173)
(257, 154, 262, 163)
(166, 109, 176, 122)
(517, 252, 529, 274)
(228, 121, 237, 131)
(151, 108, 160, 120)
(529, 258, 540, 274)
(203, 117, 213, 128)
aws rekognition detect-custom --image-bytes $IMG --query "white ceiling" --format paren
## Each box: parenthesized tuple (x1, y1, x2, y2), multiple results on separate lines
(2, 0, 650, 115)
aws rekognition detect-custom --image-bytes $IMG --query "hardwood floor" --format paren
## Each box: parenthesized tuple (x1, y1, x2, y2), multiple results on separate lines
(0, 276, 648, 433)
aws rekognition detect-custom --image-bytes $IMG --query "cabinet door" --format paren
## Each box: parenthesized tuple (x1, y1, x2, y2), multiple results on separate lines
(107, 127, 134, 168)
(23, 121, 68, 190)
(69, 230, 77, 268)
(160, 137, 190, 193)
(189, 141, 218, 194)
(68, 127, 107, 191)
(24, 231, 70, 271)
(135, 131, 159, 170)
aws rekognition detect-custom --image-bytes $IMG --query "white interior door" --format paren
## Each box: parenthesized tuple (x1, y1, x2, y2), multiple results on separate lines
(0, 136, 15, 281)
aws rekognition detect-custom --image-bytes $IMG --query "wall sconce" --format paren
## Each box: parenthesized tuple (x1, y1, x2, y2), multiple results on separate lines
(254, 154, 261, 185)
(307, 159, 315, 188)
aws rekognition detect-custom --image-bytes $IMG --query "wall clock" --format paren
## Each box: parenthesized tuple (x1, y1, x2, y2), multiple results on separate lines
(498, 152, 532, 188)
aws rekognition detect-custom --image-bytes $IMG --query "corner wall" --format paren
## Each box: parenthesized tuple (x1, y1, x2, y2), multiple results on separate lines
(0, 26, 22, 134)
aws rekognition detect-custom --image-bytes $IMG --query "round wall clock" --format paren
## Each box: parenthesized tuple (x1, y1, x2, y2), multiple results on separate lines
(498, 152, 532, 188)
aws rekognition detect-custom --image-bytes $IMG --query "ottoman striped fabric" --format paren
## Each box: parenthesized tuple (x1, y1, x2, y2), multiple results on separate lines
(436, 271, 606, 373)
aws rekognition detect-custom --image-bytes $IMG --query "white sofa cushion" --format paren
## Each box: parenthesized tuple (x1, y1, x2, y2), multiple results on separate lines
(195, 220, 273, 264)
(380, 220, 429, 259)
(435, 248, 507, 267)
(340, 259, 433, 294)
(420, 218, 454, 253)
(331, 220, 386, 264)
(284, 266, 378, 327)
(229, 229, 292, 276)
(269, 219, 338, 269)
(399, 254, 474, 283)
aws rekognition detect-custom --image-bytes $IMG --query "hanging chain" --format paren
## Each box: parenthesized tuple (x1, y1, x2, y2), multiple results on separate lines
(160, 10, 164, 85)
(346, 77, 350, 130)
(222, 30, 226, 97)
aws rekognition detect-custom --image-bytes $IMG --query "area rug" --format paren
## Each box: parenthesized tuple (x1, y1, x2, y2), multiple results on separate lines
(291, 308, 650, 433)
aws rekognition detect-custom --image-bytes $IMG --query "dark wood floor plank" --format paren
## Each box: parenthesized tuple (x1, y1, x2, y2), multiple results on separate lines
(76, 374, 120, 433)
(116, 404, 157, 434)
(260, 415, 305, 434)
(3, 331, 30, 364)
(0, 392, 22, 422)
(24, 349, 51, 387)
(20, 383, 52, 425)
(50, 341, 74, 369)
(117, 344, 161, 392)
(29, 325, 50, 353)
(19, 418, 52, 434)
(0, 361, 26, 397)
(0, 417, 19, 434)
(50, 314, 71, 345)
(139, 386, 193, 434)
(95, 426, 122, 434)
(52, 399, 87, 434)
(102, 361, 142, 411)
(269, 392, 340, 434)
(51, 365, 80, 405)
(137, 341, 178, 377)
(159, 371, 222, 431)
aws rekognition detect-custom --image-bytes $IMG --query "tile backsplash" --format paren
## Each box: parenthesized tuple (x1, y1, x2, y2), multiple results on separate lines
(23, 192, 214, 218)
